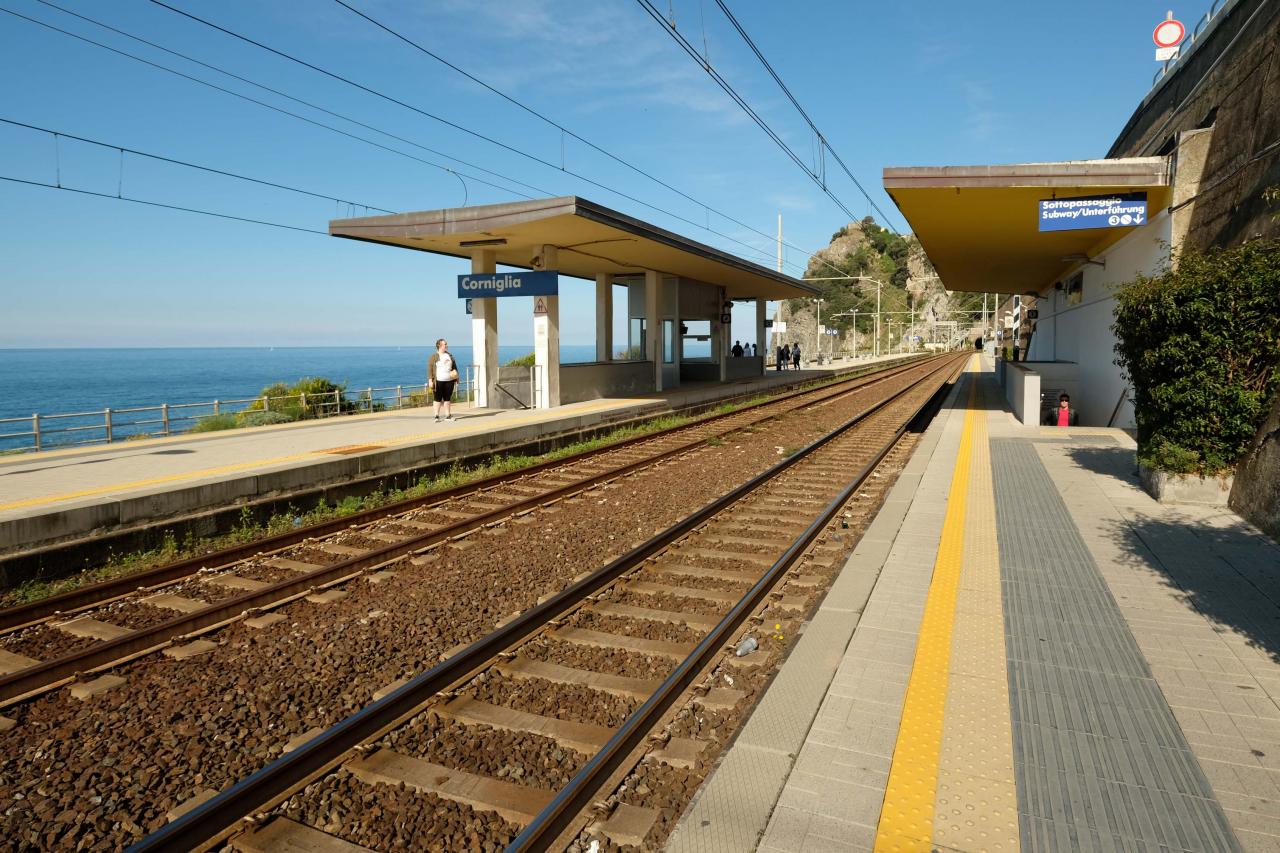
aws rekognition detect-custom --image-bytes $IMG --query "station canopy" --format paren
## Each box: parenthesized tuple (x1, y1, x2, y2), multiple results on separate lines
(330, 196, 816, 301)
(883, 158, 1172, 294)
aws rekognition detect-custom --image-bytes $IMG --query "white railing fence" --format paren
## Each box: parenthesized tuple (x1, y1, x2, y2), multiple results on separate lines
(0, 366, 479, 453)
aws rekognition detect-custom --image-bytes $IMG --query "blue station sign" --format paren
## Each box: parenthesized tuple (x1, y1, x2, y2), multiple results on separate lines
(457, 270, 559, 299)
(1038, 193, 1148, 232)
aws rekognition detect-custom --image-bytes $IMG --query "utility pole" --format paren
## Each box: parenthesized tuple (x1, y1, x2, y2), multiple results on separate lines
(909, 294, 915, 354)
(875, 281, 881, 358)
(776, 213, 782, 274)
(814, 297, 822, 365)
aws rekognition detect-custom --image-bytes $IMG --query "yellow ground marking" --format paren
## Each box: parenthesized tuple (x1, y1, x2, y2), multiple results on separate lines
(934, 375, 1019, 852)
(874, 358, 979, 852)
(0, 396, 651, 513)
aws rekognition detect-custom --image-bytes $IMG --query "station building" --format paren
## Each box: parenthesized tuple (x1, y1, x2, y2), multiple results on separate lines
(330, 196, 816, 409)
(883, 0, 1279, 436)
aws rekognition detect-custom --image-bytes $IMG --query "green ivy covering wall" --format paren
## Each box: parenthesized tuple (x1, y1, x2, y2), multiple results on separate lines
(1112, 240, 1280, 474)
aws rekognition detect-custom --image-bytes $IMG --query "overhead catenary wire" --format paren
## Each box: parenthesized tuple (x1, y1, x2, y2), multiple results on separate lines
(710, 0, 903, 233)
(328, 0, 859, 282)
(17, 0, 840, 278)
(632, 0, 863, 225)
(0, 117, 398, 214)
(0, 175, 327, 235)
(6, 2, 850, 280)
(11, 2, 545, 201)
(143, 0, 807, 272)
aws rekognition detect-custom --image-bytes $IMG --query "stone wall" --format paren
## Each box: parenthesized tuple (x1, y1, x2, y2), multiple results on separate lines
(1108, 0, 1280, 540)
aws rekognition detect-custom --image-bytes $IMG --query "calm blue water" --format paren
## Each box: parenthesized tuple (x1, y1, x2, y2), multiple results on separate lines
(0, 346, 597, 448)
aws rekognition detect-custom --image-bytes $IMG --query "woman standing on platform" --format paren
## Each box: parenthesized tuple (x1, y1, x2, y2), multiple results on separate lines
(427, 338, 457, 422)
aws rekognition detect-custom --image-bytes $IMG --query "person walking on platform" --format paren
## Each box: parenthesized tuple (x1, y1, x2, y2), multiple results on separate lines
(427, 338, 458, 422)
(792, 343, 802, 370)
(732, 340, 744, 358)
(781, 343, 791, 371)
(751, 343, 758, 357)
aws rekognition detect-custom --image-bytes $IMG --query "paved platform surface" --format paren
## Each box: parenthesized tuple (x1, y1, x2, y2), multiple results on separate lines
(0, 356, 906, 551)
(669, 357, 1280, 852)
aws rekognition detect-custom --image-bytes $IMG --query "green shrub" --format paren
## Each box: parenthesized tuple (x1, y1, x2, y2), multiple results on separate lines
(237, 410, 294, 428)
(1113, 239, 1280, 475)
(191, 413, 240, 433)
(242, 376, 353, 419)
(504, 352, 536, 367)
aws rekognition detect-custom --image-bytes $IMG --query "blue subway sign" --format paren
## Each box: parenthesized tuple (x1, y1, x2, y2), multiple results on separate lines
(1038, 193, 1147, 232)
(457, 270, 559, 298)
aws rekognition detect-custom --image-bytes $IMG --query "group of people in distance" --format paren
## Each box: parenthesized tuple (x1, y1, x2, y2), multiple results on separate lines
(730, 341, 758, 358)
(774, 342, 802, 370)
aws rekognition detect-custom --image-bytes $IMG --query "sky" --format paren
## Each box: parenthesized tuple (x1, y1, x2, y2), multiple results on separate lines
(1, 0, 1195, 348)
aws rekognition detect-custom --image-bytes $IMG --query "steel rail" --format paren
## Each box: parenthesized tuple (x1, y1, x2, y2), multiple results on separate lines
(1, 356, 926, 631)
(0, 359, 939, 703)
(509, 353, 967, 851)
(125, 353, 965, 853)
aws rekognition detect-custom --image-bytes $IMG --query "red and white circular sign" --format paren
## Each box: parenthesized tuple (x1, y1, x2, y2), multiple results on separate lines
(1153, 17, 1185, 48)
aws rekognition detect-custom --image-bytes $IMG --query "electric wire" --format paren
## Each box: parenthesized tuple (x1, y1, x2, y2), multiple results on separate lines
(632, 0, 862, 224)
(144, 0, 801, 272)
(0, 174, 327, 235)
(328, 0, 847, 276)
(5, 2, 847, 280)
(0, 117, 397, 214)
(710, 0, 902, 232)
(8, 3, 544, 201)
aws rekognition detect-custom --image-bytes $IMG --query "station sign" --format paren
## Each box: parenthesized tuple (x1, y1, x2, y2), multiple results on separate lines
(457, 270, 559, 299)
(1038, 193, 1147, 232)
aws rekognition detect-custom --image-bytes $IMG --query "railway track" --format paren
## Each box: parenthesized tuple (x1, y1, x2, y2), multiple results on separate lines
(128, 352, 967, 853)
(0, 357, 937, 708)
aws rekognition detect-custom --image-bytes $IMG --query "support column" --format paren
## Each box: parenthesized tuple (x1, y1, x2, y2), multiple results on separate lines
(755, 298, 767, 375)
(470, 250, 497, 408)
(717, 289, 729, 382)
(534, 245, 561, 408)
(595, 273, 613, 362)
(644, 269, 662, 392)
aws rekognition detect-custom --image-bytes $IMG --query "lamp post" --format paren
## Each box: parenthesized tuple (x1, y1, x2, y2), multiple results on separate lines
(803, 275, 883, 359)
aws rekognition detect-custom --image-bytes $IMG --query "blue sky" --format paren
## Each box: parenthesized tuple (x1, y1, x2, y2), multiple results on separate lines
(2, 0, 1189, 347)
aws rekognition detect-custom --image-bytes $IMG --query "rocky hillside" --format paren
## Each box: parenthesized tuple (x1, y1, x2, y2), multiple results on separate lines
(777, 217, 990, 357)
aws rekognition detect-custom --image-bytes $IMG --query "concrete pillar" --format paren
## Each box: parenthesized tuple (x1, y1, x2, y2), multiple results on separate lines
(755, 298, 767, 375)
(595, 273, 613, 362)
(644, 269, 662, 392)
(534, 245, 560, 408)
(470, 250, 497, 408)
(717, 289, 729, 382)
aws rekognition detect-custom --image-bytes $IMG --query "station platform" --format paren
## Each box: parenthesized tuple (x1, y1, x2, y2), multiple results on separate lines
(670, 357, 1280, 853)
(0, 355, 908, 558)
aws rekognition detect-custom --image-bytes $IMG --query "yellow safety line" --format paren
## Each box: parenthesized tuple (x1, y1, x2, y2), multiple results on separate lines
(933, 373, 1020, 851)
(874, 358, 978, 852)
(0, 396, 650, 513)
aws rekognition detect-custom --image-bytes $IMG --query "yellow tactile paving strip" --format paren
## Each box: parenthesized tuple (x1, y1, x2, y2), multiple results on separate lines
(934, 385, 1018, 852)
(873, 359, 1018, 852)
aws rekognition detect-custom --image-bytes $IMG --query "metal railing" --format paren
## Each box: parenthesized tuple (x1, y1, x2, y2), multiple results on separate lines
(0, 367, 479, 453)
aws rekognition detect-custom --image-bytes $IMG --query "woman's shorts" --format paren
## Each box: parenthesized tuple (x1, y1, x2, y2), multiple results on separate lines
(432, 380, 455, 402)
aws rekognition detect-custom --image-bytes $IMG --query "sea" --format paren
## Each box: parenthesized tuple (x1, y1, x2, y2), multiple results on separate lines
(0, 346, 598, 449)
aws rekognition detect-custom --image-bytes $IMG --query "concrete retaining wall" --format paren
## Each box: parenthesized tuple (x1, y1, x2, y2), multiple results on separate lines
(561, 361, 654, 403)
(1004, 363, 1040, 427)
(726, 357, 763, 380)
